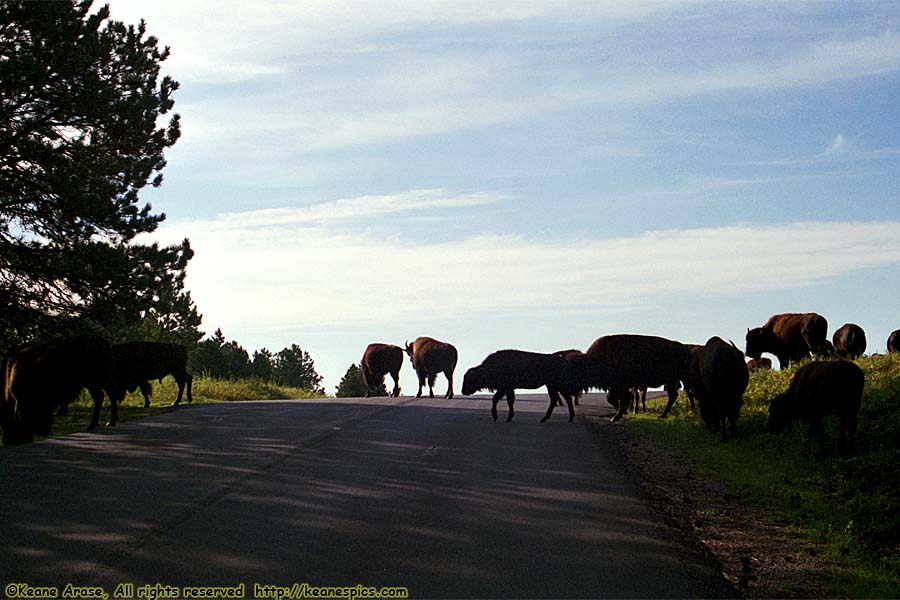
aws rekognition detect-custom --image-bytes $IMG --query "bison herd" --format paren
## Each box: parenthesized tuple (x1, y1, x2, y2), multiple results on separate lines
(365, 314, 897, 453)
(2, 315, 898, 450)
(1, 336, 192, 445)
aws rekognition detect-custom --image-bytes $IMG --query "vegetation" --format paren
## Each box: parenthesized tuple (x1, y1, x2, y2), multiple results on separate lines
(626, 353, 900, 597)
(29, 375, 325, 441)
(0, 0, 200, 347)
(335, 363, 388, 398)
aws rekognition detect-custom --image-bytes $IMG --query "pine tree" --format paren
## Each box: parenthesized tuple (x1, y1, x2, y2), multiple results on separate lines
(335, 364, 369, 398)
(0, 0, 192, 343)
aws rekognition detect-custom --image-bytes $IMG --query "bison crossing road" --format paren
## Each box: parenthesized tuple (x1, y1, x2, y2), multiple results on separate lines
(0, 395, 732, 599)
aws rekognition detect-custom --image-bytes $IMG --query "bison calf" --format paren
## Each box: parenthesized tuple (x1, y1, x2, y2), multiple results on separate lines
(768, 360, 864, 455)
(693, 337, 749, 441)
(113, 341, 193, 407)
(462, 350, 573, 422)
(746, 357, 772, 371)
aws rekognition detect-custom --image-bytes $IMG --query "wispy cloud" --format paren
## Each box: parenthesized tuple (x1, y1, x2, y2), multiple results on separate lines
(734, 133, 900, 167)
(176, 190, 509, 231)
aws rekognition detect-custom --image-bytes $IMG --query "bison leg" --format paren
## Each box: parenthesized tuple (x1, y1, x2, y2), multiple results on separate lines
(139, 381, 153, 407)
(415, 370, 426, 398)
(444, 369, 454, 399)
(185, 373, 193, 404)
(658, 380, 681, 418)
(610, 387, 630, 422)
(540, 387, 559, 423)
(389, 369, 401, 398)
(505, 390, 515, 421)
(427, 373, 437, 398)
(86, 385, 112, 429)
(490, 390, 505, 421)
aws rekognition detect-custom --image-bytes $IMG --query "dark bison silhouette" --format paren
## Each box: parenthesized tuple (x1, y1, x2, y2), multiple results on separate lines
(565, 334, 692, 422)
(404, 337, 458, 399)
(693, 337, 749, 442)
(887, 329, 900, 353)
(745, 312, 830, 368)
(768, 360, 864, 455)
(832, 323, 866, 360)
(113, 341, 193, 407)
(360, 343, 404, 397)
(1, 334, 118, 445)
(462, 349, 573, 423)
(554, 349, 584, 407)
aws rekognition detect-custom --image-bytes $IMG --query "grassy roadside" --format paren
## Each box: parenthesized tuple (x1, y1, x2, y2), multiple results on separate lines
(625, 353, 900, 598)
(28, 376, 326, 441)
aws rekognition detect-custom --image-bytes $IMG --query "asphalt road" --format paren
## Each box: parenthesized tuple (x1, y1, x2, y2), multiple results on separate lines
(0, 392, 732, 599)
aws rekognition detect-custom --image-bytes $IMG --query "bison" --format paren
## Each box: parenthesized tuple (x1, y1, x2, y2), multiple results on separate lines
(113, 341, 193, 407)
(1, 334, 118, 445)
(565, 334, 692, 422)
(554, 349, 584, 407)
(746, 357, 772, 371)
(404, 337, 458, 399)
(832, 323, 867, 360)
(887, 329, 900, 353)
(745, 312, 830, 368)
(768, 360, 864, 455)
(360, 343, 404, 398)
(461, 350, 573, 422)
(693, 337, 749, 441)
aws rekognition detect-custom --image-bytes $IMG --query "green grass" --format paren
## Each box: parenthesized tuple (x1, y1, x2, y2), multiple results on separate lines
(30, 376, 325, 440)
(626, 353, 900, 598)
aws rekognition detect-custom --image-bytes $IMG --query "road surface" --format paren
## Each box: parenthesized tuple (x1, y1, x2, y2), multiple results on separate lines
(0, 392, 732, 599)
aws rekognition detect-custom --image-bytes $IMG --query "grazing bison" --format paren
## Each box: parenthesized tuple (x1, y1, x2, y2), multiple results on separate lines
(768, 360, 864, 455)
(886, 329, 900, 353)
(832, 323, 867, 360)
(693, 337, 749, 441)
(565, 334, 692, 422)
(745, 312, 830, 368)
(404, 337, 458, 399)
(746, 357, 772, 371)
(462, 350, 573, 422)
(1, 334, 118, 445)
(360, 343, 404, 398)
(113, 341, 193, 407)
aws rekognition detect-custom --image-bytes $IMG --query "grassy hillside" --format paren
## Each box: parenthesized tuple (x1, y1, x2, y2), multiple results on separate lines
(627, 353, 900, 597)
(25, 376, 325, 441)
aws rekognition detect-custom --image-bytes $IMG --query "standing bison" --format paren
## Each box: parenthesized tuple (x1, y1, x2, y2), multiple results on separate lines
(693, 337, 749, 441)
(360, 343, 404, 398)
(113, 341, 193, 407)
(745, 312, 830, 368)
(768, 360, 864, 455)
(1, 334, 118, 445)
(565, 334, 692, 422)
(462, 350, 573, 423)
(832, 323, 867, 360)
(554, 349, 584, 407)
(404, 337, 458, 399)
(887, 329, 900, 353)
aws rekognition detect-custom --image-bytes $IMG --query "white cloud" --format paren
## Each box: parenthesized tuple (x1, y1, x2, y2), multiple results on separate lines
(146, 193, 900, 334)
(825, 134, 845, 155)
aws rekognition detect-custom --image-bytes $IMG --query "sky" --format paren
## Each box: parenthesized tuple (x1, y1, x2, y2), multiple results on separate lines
(108, 0, 900, 395)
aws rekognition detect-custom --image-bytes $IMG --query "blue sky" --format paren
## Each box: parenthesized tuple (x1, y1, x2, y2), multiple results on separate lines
(110, 1, 900, 394)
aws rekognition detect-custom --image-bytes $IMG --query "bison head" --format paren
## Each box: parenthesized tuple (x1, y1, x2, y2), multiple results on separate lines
(461, 366, 485, 396)
(403, 340, 414, 360)
(744, 327, 766, 360)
